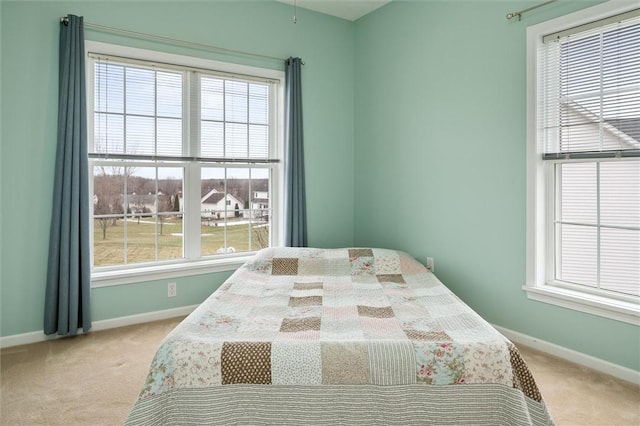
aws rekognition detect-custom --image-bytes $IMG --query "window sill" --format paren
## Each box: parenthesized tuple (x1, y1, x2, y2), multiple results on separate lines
(91, 254, 254, 287)
(523, 284, 639, 326)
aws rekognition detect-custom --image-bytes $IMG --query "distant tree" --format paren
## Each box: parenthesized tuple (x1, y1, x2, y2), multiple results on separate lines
(173, 194, 180, 212)
(93, 170, 125, 240)
(253, 217, 269, 249)
(157, 194, 174, 236)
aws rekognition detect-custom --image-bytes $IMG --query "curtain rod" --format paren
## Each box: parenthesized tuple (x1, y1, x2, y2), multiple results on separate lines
(60, 17, 302, 65)
(507, 0, 557, 21)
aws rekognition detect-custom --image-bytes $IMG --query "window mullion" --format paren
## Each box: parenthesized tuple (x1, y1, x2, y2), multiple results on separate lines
(596, 162, 601, 289)
(554, 164, 562, 282)
(184, 71, 200, 260)
(184, 163, 201, 259)
(124, 168, 128, 265)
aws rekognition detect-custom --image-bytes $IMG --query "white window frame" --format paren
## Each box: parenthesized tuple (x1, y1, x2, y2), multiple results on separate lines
(525, 1, 640, 325)
(86, 41, 285, 287)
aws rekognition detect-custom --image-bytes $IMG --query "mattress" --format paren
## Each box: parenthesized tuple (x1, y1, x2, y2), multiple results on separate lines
(126, 247, 553, 425)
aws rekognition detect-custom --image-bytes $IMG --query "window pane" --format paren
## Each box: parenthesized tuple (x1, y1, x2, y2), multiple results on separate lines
(558, 162, 597, 225)
(94, 63, 124, 114)
(249, 124, 268, 159)
(157, 118, 182, 156)
(249, 83, 268, 125)
(126, 116, 155, 155)
(126, 167, 158, 266)
(249, 168, 270, 251)
(94, 218, 124, 267)
(157, 71, 182, 118)
(93, 165, 184, 267)
(201, 168, 227, 256)
(225, 80, 248, 123)
(201, 76, 224, 121)
(251, 218, 269, 250)
(155, 167, 184, 262)
(201, 121, 224, 157)
(126, 67, 155, 116)
(200, 167, 270, 256)
(226, 123, 248, 158)
(93, 167, 126, 266)
(600, 160, 640, 228)
(557, 223, 598, 287)
(601, 228, 640, 296)
(94, 113, 124, 154)
(126, 220, 156, 265)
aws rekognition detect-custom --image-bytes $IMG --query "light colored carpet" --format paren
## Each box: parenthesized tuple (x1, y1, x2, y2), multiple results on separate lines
(1, 317, 638, 425)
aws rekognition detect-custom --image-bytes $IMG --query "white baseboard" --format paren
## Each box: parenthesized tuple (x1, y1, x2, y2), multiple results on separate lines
(494, 324, 640, 386)
(0, 305, 198, 349)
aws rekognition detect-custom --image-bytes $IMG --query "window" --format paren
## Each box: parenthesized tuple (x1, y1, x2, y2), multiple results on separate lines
(526, 4, 639, 324)
(87, 42, 284, 285)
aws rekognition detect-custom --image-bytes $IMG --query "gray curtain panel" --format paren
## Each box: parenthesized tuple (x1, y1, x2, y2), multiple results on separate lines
(44, 14, 91, 335)
(284, 57, 307, 247)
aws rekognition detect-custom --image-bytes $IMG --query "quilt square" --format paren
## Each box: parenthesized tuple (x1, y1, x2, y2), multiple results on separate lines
(405, 329, 452, 342)
(359, 317, 407, 341)
(372, 254, 402, 275)
(376, 274, 406, 284)
(350, 256, 375, 275)
(288, 296, 323, 307)
(414, 342, 465, 385)
(221, 342, 271, 384)
(172, 341, 223, 388)
(297, 258, 325, 275)
(271, 341, 322, 385)
(272, 258, 299, 275)
(357, 305, 395, 318)
(321, 341, 369, 385)
(367, 341, 416, 385)
(348, 248, 374, 258)
(293, 282, 323, 290)
(351, 274, 379, 284)
(280, 317, 321, 332)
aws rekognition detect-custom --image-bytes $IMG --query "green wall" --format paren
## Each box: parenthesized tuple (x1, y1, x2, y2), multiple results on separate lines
(1, 0, 638, 373)
(0, 0, 355, 337)
(354, 0, 639, 371)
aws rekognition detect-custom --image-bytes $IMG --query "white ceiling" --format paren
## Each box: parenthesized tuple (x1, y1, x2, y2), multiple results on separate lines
(275, 0, 391, 21)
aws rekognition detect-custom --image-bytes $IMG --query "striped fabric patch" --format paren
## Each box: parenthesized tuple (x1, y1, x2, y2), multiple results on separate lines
(126, 384, 554, 426)
(367, 341, 416, 385)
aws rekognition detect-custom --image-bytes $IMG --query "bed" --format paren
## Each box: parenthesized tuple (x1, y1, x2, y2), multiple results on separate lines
(126, 247, 553, 425)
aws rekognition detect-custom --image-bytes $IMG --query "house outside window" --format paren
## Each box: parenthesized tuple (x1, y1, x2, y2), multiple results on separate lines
(526, 3, 639, 324)
(87, 42, 284, 286)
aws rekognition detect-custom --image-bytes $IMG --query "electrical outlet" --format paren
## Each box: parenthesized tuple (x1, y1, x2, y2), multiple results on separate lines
(168, 282, 177, 297)
(426, 257, 435, 272)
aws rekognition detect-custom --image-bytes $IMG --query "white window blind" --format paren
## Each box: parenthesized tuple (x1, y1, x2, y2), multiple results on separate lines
(540, 11, 640, 158)
(540, 11, 640, 299)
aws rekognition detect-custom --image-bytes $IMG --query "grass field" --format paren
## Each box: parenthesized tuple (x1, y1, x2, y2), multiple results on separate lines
(93, 217, 268, 266)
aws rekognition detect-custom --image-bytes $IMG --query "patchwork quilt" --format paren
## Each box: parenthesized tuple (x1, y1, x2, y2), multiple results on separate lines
(126, 248, 553, 425)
